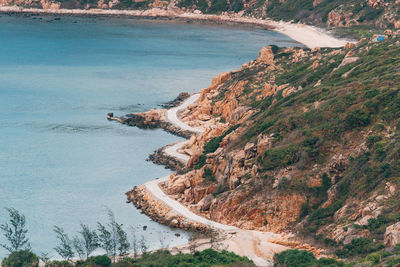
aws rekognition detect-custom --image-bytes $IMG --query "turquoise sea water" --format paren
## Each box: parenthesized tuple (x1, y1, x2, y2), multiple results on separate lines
(0, 15, 299, 258)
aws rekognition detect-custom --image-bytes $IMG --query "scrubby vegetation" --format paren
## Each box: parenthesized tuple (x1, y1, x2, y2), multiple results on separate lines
(188, 32, 400, 263)
(275, 246, 400, 267)
(114, 249, 254, 266)
(274, 249, 344, 267)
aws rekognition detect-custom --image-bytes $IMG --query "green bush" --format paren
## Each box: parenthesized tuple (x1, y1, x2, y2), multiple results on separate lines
(336, 238, 384, 258)
(365, 250, 391, 264)
(366, 213, 400, 235)
(274, 249, 344, 266)
(274, 249, 316, 267)
(2, 250, 39, 267)
(345, 109, 371, 129)
(203, 124, 240, 154)
(316, 257, 344, 266)
(93, 255, 111, 266)
(203, 167, 216, 182)
(308, 201, 342, 226)
(45, 261, 73, 267)
(208, 0, 229, 13)
(259, 145, 299, 170)
(204, 136, 222, 154)
(195, 154, 207, 169)
(387, 256, 400, 267)
(116, 249, 254, 266)
(366, 135, 382, 148)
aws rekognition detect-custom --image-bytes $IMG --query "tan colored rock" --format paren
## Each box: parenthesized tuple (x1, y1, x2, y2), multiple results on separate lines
(384, 222, 400, 247)
(313, 0, 323, 6)
(256, 46, 275, 65)
(367, 0, 384, 8)
(311, 60, 319, 70)
(357, 38, 368, 46)
(384, 29, 393, 35)
(40, 0, 60, 9)
(311, 47, 321, 53)
(344, 42, 356, 50)
(257, 134, 273, 154)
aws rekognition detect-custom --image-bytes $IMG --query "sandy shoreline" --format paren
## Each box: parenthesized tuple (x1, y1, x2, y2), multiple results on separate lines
(0, 6, 350, 48)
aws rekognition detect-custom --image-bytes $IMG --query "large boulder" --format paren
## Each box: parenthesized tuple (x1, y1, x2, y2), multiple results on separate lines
(256, 46, 275, 65)
(200, 194, 215, 211)
(384, 222, 400, 247)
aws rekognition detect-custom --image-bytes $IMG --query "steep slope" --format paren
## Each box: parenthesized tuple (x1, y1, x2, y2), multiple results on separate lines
(162, 34, 400, 257)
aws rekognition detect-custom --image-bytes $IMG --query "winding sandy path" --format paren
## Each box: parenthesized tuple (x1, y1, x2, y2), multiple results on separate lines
(145, 176, 238, 231)
(165, 94, 204, 134)
(146, 95, 290, 266)
(164, 141, 190, 163)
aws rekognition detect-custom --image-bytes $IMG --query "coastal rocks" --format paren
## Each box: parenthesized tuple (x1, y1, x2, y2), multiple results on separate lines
(126, 185, 210, 233)
(161, 92, 190, 109)
(384, 222, 400, 247)
(256, 46, 275, 65)
(40, 0, 60, 9)
(113, 109, 165, 128)
(107, 109, 193, 138)
(147, 146, 186, 172)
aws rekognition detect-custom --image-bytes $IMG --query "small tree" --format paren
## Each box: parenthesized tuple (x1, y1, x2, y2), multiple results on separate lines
(158, 232, 169, 251)
(189, 239, 198, 254)
(1, 250, 39, 267)
(139, 235, 148, 255)
(53, 226, 74, 261)
(39, 252, 51, 264)
(72, 236, 85, 260)
(0, 208, 30, 252)
(129, 228, 139, 258)
(74, 223, 98, 259)
(97, 209, 130, 261)
(116, 223, 129, 256)
(97, 222, 113, 256)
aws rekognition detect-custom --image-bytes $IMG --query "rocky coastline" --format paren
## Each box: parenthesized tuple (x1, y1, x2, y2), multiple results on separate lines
(126, 184, 210, 233)
(107, 110, 193, 138)
(147, 145, 186, 173)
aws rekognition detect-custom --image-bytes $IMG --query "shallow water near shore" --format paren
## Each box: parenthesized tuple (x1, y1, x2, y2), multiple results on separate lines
(0, 15, 298, 258)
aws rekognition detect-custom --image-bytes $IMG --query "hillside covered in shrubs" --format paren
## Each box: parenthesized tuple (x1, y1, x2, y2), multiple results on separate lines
(157, 30, 400, 265)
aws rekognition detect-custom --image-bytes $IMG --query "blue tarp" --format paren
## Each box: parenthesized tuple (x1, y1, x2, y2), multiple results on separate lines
(376, 35, 385, 42)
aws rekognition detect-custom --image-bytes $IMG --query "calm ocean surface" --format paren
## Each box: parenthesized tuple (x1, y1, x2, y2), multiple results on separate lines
(0, 15, 299, 258)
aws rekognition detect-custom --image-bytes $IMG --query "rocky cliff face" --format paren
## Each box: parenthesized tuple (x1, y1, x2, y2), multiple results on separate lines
(155, 34, 400, 256)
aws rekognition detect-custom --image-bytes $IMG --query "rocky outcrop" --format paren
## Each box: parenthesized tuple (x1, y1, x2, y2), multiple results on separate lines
(126, 184, 210, 232)
(120, 39, 400, 259)
(384, 222, 400, 247)
(160, 92, 190, 109)
(147, 145, 186, 172)
(257, 46, 275, 65)
(107, 109, 193, 138)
